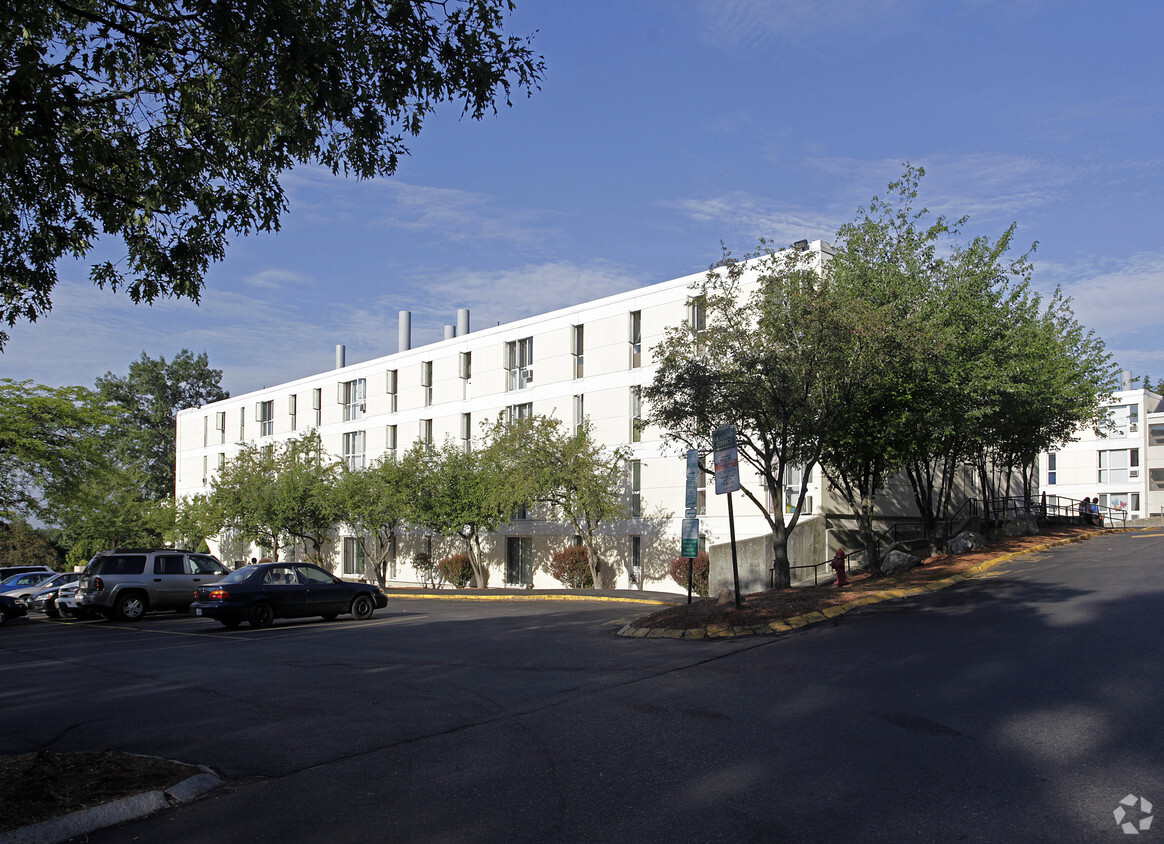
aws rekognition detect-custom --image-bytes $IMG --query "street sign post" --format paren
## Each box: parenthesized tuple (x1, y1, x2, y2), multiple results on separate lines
(712, 425, 742, 609)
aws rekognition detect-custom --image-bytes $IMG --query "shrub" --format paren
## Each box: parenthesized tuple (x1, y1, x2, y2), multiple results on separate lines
(549, 544, 593, 589)
(438, 553, 474, 588)
(669, 551, 710, 596)
(413, 552, 445, 589)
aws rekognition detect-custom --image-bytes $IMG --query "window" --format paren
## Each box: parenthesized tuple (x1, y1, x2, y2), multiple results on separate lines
(507, 337, 534, 390)
(289, 394, 297, 431)
(343, 537, 365, 576)
(343, 431, 366, 470)
(573, 394, 585, 434)
(630, 386, 642, 442)
(572, 324, 584, 378)
(312, 388, 322, 426)
(340, 378, 366, 421)
(1099, 493, 1137, 513)
(202, 415, 208, 447)
(630, 459, 641, 517)
(629, 310, 642, 368)
(513, 504, 528, 521)
(215, 411, 226, 444)
(257, 400, 274, 437)
(386, 425, 397, 459)
(239, 407, 245, 441)
(460, 352, 471, 381)
(202, 455, 207, 486)
(1150, 423, 1164, 446)
(687, 299, 706, 334)
(631, 536, 641, 585)
(508, 402, 533, 425)
(1099, 449, 1138, 484)
(1047, 452, 1057, 486)
(386, 370, 398, 413)
(784, 465, 814, 516)
(461, 413, 472, 453)
(387, 535, 398, 580)
(217, 453, 226, 472)
(420, 419, 433, 448)
(421, 361, 433, 407)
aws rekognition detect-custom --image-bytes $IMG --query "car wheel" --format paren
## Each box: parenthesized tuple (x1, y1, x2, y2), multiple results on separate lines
(113, 593, 146, 622)
(0, 608, 8, 625)
(218, 618, 242, 629)
(350, 594, 375, 620)
(320, 612, 339, 621)
(58, 607, 74, 618)
(45, 605, 60, 619)
(247, 602, 275, 629)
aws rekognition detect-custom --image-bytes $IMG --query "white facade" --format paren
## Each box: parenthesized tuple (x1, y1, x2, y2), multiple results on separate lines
(175, 243, 834, 590)
(1040, 387, 1164, 521)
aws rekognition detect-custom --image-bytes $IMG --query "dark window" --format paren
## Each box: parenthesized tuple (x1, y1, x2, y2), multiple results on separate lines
(155, 555, 185, 575)
(94, 556, 147, 575)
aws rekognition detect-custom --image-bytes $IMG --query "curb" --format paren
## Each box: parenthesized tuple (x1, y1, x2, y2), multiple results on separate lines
(0, 768, 223, 844)
(615, 529, 1122, 641)
(387, 592, 674, 606)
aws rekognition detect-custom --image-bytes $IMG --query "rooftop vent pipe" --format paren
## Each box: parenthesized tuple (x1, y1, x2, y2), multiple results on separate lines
(457, 308, 470, 337)
(335, 344, 345, 369)
(399, 311, 411, 352)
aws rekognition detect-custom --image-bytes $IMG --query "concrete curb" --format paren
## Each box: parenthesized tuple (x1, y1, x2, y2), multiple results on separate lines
(0, 768, 223, 844)
(615, 529, 1124, 641)
(387, 591, 674, 606)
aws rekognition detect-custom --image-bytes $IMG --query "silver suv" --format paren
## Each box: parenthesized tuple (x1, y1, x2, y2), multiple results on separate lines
(75, 549, 230, 621)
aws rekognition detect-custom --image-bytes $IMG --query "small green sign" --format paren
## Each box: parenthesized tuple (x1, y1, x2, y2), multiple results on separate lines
(681, 517, 699, 558)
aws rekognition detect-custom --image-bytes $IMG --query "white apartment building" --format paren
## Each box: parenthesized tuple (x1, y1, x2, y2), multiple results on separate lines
(1040, 381, 1164, 521)
(175, 242, 834, 592)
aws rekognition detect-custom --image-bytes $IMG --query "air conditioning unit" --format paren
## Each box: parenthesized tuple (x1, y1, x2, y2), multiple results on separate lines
(521, 367, 534, 383)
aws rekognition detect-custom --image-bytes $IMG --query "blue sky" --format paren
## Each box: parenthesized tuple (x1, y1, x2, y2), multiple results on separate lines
(4, 0, 1163, 396)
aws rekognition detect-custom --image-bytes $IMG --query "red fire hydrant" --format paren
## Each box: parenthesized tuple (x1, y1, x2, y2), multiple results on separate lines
(831, 548, 848, 587)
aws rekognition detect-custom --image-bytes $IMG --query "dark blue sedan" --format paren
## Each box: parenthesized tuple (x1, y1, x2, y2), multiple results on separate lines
(190, 563, 388, 629)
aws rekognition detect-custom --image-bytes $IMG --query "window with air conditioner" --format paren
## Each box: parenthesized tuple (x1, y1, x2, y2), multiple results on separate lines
(506, 337, 534, 390)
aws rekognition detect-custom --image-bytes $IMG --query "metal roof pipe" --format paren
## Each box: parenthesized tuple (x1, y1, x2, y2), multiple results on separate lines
(398, 311, 411, 352)
(457, 308, 470, 337)
(444, 324, 456, 340)
(335, 344, 345, 369)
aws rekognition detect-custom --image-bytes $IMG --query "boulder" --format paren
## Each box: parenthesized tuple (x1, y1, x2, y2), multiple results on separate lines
(716, 587, 736, 605)
(881, 550, 919, 575)
(947, 530, 986, 555)
(1001, 513, 1038, 537)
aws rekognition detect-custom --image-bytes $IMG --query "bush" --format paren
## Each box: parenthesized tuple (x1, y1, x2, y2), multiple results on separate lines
(438, 553, 474, 588)
(549, 544, 593, 589)
(413, 552, 445, 589)
(669, 552, 710, 596)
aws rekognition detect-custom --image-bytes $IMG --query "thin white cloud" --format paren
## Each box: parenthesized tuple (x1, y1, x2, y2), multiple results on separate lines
(243, 269, 314, 290)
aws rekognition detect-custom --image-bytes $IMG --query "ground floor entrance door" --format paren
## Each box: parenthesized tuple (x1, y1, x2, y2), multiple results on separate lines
(506, 536, 533, 587)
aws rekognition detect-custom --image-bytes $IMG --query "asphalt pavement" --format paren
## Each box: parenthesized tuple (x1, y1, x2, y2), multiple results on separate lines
(2, 530, 1162, 843)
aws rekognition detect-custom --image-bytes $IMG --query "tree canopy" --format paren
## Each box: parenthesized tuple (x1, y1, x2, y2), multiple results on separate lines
(0, 0, 543, 347)
(96, 349, 228, 499)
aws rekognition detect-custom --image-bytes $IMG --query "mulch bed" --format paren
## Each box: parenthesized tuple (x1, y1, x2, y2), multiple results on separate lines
(0, 750, 198, 833)
(628, 525, 1104, 632)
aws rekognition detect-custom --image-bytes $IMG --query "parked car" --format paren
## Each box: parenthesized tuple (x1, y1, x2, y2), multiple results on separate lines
(0, 594, 29, 625)
(0, 565, 53, 581)
(56, 583, 84, 618)
(0, 570, 56, 600)
(190, 562, 389, 629)
(27, 572, 82, 617)
(75, 549, 231, 621)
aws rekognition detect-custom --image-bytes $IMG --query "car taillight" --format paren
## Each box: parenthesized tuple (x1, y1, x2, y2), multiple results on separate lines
(209, 589, 229, 600)
(93, 577, 104, 592)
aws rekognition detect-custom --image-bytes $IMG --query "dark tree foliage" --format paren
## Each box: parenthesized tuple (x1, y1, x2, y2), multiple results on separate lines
(96, 350, 228, 499)
(0, 0, 543, 346)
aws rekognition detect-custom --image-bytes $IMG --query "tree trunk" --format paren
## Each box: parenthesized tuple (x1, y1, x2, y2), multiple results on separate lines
(770, 519, 791, 588)
(469, 533, 489, 588)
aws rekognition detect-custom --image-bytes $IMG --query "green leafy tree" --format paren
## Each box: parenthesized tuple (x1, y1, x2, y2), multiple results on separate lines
(406, 436, 522, 589)
(333, 455, 416, 587)
(166, 493, 219, 552)
(0, 0, 543, 347)
(0, 520, 63, 568)
(489, 414, 629, 588)
(211, 431, 340, 562)
(0, 379, 115, 522)
(96, 350, 228, 500)
(646, 244, 872, 588)
(57, 466, 173, 567)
